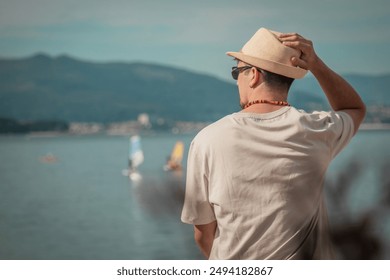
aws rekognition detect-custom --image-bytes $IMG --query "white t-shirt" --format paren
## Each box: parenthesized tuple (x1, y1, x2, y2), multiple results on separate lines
(181, 106, 355, 259)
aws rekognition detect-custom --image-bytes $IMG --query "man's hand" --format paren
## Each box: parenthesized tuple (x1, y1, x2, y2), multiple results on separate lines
(279, 32, 366, 134)
(279, 33, 320, 72)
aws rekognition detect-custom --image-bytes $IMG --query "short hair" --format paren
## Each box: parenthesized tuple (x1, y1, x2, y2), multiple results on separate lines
(261, 69, 295, 90)
(234, 58, 295, 90)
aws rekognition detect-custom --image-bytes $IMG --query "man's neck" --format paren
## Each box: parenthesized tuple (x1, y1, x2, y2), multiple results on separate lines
(242, 87, 289, 113)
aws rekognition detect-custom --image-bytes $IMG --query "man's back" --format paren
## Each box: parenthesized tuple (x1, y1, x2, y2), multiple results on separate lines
(182, 106, 354, 259)
(182, 28, 365, 259)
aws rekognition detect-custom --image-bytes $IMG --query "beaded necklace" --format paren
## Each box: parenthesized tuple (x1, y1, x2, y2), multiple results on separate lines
(244, 99, 290, 109)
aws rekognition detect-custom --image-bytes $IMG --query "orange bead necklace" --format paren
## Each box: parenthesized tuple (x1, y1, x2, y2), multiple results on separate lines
(244, 99, 290, 109)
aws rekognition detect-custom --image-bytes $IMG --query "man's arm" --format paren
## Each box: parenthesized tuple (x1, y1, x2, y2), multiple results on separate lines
(279, 33, 366, 134)
(194, 221, 217, 259)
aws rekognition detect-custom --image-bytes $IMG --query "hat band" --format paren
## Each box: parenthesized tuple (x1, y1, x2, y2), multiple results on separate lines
(227, 51, 307, 79)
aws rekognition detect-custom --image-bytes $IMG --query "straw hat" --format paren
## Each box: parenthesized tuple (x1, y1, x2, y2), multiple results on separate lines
(226, 28, 308, 79)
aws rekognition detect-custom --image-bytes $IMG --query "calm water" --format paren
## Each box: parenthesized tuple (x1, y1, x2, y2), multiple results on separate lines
(0, 130, 389, 259)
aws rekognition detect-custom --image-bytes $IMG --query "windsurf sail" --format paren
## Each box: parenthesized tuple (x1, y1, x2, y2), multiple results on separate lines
(164, 141, 184, 171)
(129, 135, 144, 170)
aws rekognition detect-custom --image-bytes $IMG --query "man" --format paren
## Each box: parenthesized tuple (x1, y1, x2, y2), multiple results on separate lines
(181, 28, 366, 259)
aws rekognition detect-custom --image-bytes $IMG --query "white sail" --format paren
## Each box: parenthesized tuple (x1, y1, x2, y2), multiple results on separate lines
(129, 135, 144, 169)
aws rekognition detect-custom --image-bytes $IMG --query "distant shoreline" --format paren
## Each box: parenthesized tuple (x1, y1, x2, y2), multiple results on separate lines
(359, 123, 390, 131)
(0, 122, 388, 138)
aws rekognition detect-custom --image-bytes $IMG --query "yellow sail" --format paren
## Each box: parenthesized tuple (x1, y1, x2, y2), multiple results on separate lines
(164, 141, 184, 171)
(170, 141, 184, 164)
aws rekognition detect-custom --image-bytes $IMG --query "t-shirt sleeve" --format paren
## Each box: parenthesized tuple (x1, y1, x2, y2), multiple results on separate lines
(325, 111, 355, 159)
(181, 139, 216, 225)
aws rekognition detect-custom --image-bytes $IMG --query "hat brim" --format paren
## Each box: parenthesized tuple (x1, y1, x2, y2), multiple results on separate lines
(226, 51, 307, 79)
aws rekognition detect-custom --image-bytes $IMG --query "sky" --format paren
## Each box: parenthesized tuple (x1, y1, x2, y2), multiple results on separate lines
(0, 0, 389, 81)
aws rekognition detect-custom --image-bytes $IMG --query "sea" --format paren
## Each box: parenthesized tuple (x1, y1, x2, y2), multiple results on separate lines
(0, 130, 389, 260)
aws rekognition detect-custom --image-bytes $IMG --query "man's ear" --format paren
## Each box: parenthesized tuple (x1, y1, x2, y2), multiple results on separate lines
(249, 67, 261, 88)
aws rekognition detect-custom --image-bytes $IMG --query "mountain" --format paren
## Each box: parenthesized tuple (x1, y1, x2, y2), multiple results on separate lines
(0, 54, 389, 124)
(291, 73, 390, 107)
(0, 54, 238, 123)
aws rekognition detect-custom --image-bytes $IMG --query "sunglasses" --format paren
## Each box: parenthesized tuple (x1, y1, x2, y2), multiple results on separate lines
(231, 66, 263, 80)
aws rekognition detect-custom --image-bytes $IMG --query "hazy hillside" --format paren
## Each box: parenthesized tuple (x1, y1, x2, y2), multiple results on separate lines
(291, 73, 390, 107)
(0, 54, 238, 123)
(0, 54, 389, 124)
